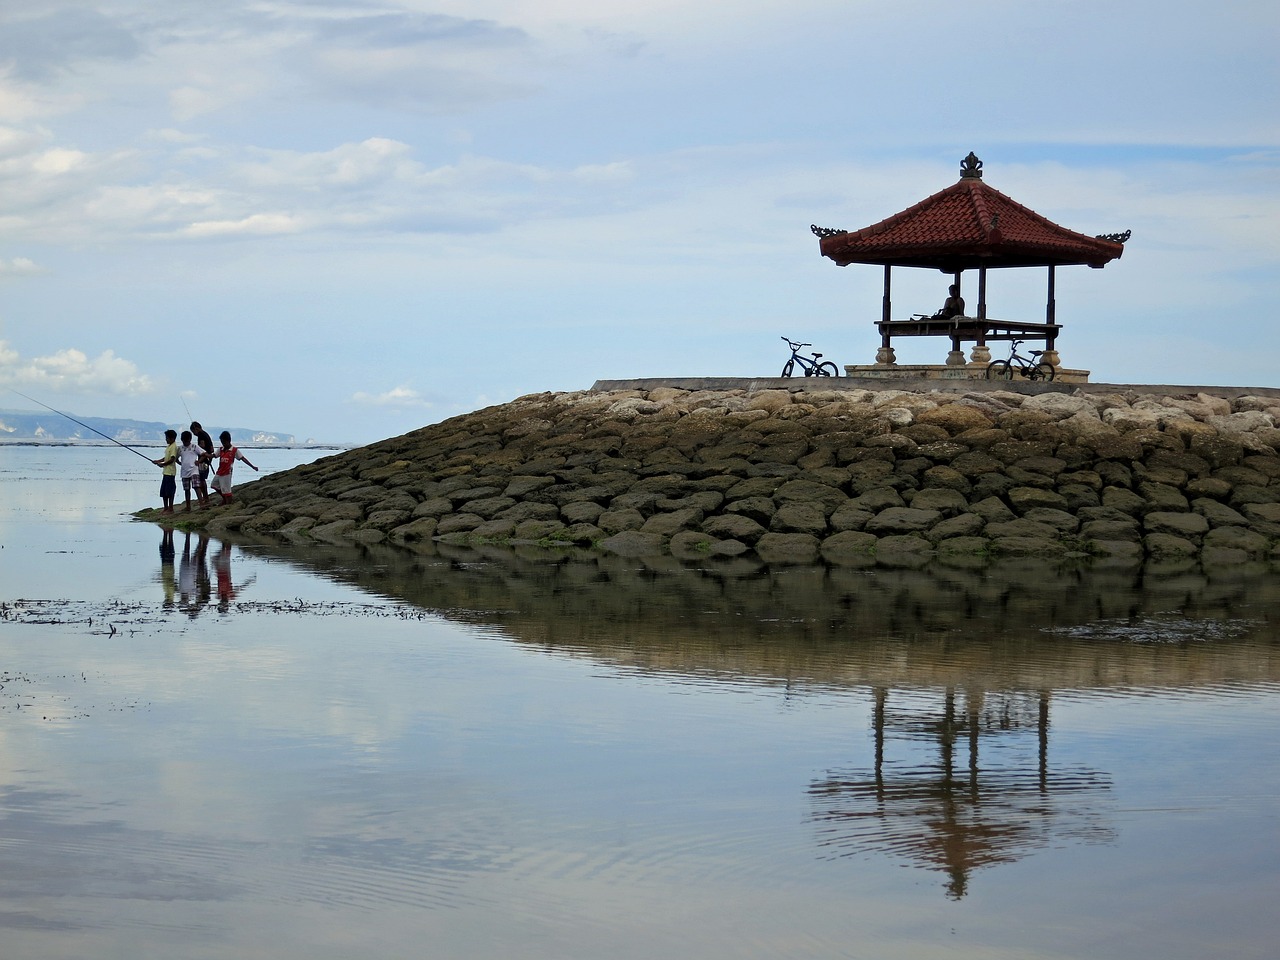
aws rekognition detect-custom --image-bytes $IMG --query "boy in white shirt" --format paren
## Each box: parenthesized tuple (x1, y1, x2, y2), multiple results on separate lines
(177, 430, 207, 511)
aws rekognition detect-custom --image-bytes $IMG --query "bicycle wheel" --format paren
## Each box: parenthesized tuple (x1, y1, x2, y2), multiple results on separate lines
(780, 359, 795, 378)
(986, 360, 1013, 381)
(816, 361, 839, 377)
(1033, 362, 1056, 382)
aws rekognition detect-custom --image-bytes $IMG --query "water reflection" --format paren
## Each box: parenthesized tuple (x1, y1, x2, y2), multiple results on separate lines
(208, 535, 1280, 895)
(225, 536, 1280, 692)
(158, 528, 176, 609)
(178, 531, 213, 616)
(809, 686, 1113, 899)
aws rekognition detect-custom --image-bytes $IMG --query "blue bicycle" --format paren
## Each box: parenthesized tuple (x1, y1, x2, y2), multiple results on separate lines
(780, 337, 840, 378)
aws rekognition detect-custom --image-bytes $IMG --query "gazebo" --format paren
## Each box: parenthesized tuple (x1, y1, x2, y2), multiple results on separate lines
(812, 153, 1128, 377)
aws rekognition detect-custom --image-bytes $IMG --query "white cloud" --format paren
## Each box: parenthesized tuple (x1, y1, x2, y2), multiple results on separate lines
(350, 386, 433, 409)
(0, 340, 156, 396)
(183, 211, 305, 238)
(0, 256, 44, 277)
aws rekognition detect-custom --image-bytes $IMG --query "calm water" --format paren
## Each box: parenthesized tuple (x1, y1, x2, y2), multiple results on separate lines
(1, 445, 1278, 959)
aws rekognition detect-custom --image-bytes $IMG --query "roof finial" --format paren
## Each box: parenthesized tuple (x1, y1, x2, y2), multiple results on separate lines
(960, 152, 983, 180)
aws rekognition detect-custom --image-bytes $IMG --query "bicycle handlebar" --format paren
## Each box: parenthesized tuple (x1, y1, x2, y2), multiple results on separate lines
(781, 336, 811, 350)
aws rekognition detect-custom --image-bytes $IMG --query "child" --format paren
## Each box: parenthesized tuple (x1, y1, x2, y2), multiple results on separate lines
(152, 429, 180, 514)
(209, 430, 259, 504)
(177, 430, 206, 511)
(189, 421, 214, 506)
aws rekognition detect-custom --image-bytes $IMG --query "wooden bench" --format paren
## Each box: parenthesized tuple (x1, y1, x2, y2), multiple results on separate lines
(877, 316, 1062, 355)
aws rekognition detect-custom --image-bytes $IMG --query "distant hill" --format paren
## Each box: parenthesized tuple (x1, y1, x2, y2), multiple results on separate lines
(0, 409, 310, 446)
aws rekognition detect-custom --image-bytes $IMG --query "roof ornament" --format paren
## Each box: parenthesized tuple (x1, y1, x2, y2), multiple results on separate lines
(1095, 230, 1132, 244)
(959, 152, 983, 180)
(811, 224, 847, 238)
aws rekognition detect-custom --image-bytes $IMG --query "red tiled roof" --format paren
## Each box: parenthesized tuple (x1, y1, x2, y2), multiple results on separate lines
(818, 170, 1125, 271)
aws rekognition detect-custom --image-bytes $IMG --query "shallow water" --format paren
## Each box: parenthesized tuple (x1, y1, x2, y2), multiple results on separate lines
(1, 445, 1278, 959)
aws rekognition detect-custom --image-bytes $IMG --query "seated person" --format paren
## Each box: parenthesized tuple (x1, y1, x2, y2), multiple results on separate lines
(934, 284, 965, 318)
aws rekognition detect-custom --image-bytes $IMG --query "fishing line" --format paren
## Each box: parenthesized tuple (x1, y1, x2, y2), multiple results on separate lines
(6, 387, 158, 463)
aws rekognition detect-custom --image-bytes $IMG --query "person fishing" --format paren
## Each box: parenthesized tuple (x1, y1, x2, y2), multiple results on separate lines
(152, 429, 180, 514)
(209, 431, 258, 504)
(189, 421, 215, 507)
(177, 430, 205, 512)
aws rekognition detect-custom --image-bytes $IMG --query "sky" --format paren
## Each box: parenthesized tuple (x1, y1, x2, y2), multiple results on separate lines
(0, 0, 1276, 445)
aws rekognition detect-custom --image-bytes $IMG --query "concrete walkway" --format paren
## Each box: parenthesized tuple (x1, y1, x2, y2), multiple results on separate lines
(590, 377, 1280, 400)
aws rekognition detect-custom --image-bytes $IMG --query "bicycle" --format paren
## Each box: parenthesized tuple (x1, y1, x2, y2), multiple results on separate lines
(985, 340, 1056, 382)
(780, 336, 840, 378)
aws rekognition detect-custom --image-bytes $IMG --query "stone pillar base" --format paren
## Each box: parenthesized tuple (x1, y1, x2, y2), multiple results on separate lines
(875, 346, 897, 365)
(945, 349, 966, 366)
(969, 344, 992, 365)
(1041, 349, 1061, 367)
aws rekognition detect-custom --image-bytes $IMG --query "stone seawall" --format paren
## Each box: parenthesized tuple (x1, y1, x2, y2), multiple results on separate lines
(149, 383, 1280, 567)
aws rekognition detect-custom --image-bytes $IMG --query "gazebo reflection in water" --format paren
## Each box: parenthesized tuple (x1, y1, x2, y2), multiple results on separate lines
(808, 684, 1114, 899)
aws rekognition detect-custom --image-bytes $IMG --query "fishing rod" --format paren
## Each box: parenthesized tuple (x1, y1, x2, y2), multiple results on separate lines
(7, 387, 158, 464)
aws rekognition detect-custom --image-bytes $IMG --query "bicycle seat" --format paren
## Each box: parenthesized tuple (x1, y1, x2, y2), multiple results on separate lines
(812, 353, 823, 359)
(1030, 350, 1043, 357)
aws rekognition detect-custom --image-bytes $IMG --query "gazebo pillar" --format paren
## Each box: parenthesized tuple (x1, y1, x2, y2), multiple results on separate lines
(945, 271, 966, 366)
(969, 266, 992, 364)
(1041, 265, 1061, 368)
(876, 264, 897, 365)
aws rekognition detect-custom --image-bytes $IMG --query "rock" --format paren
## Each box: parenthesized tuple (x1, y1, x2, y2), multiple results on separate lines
(389, 517, 440, 542)
(1192, 499, 1248, 527)
(1008, 486, 1070, 513)
(872, 534, 935, 567)
(1022, 394, 1100, 421)
(1144, 532, 1199, 558)
(1144, 511, 1209, 540)
(926, 513, 986, 543)
(1208, 411, 1274, 434)
(986, 518, 1062, 540)
(754, 532, 821, 564)
(866, 507, 942, 535)
(642, 507, 705, 536)
(702, 513, 768, 545)
(724, 496, 776, 524)
(770, 502, 829, 535)
(916, 403, 994, 434)
(773, 478, 849, 512)
(597, 508, 646, 534)
(1202, 526, 1270, 558)
(819, 531, 878, 565)
(989, 536, 1069, 558)
(935, 535, 990, 557)
(906, 487, 969, 515)
(599, 530, 667, 555)
(1081, 518, 1142, 542)
(668, 529, 714, 557)
(159, 382, 1280, 567)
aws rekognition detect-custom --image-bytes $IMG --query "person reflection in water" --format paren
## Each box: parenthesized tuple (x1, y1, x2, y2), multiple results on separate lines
(159, 528, 176, 609)
(214, 541, 235, 611)
(179, 531, 212, 618)
(211, 541, 256, 612)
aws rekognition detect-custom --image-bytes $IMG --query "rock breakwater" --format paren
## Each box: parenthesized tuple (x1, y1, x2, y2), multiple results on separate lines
(156, 384, 1280, 566)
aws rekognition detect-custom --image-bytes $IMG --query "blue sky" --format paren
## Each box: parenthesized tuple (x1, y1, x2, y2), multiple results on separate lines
(0, 0, 1276, 444)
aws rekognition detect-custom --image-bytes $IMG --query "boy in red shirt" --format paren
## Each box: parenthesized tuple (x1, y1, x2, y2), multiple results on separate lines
(210, 431, 259, 504)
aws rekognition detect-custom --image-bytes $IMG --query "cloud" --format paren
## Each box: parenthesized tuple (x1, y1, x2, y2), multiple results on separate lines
(0, 7, 143, 82)
(0, 340, 156, 396)
(349, 386, 433, 409)
(0, 256, 44, 277)
(183, 212, 305, 238)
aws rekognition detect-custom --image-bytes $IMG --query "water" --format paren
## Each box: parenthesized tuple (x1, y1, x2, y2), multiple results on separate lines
(1, 445, 1278, 959)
